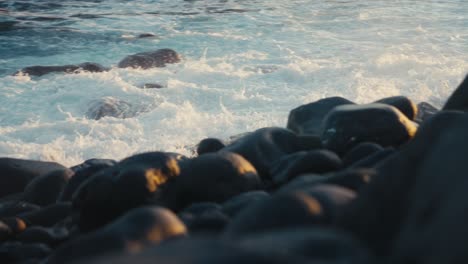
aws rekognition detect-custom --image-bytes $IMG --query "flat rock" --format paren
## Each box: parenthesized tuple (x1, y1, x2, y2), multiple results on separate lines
(15, 62, 109, 76)
(287, 97, 355, 135)
(321, 103, 418, 155)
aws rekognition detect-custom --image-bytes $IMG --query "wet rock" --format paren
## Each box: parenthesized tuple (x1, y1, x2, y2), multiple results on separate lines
(342, 142, 384, 167)
(15, 62, 109, 76)
(221, 190, 270, 217)
(321, 103, 418, 155)
(59, 159, 116, 202)
(287, 97, 355, 135)
(270, 150, 342, 185)
(415, 102, 438, 124)
(22, 169, 73, 206)
(0, 201, 40, 218)
(117, 49, 181, 69)
(141, 83, 164, 89)
(73, 152, 185, 231)
(18, 203, 72, 227)
(337, 111, 468, 263)
(181, 209, 229, 234)
(172, 152, 261, 211)
(0, 158, 67, 199)
(222, 127, 308, 179)
(85, 97, 136, 120)
(224, 191, 328, 238)
(0, 242, 51, 263)
(196, 138, 225, 155)
(44, 207, 187, 264)
(239, 228, 374, 263)
(16, 226, 69, 246)
(374, 96, 418, 120)
(137, 33, 157, 38)
(442, 74, 468, 111)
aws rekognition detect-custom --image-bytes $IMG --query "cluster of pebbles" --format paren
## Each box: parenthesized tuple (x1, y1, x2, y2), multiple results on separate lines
(4, 54, 468, 263)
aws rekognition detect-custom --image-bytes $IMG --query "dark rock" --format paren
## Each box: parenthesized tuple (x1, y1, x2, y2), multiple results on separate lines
(22, 169, 73, 206)
(321, 103, 418, 155)
(271, 150, 342, 185)
(0, 242, 51, 263)
(0, 158, 67, 199)
(44, 207, 187, 264)
(18, 203, 71, 227)
(137, 33, 156, 38)
(287, 97, 355, 135)
(196, 138, 225, 155)
(342, 142, 384, 167)
(239, 228, 374, 263)
(442, 74, 468, 111)
(73, 152, 185, 231)
(83, 237, 307, 264)
(16, 226, 68, 246)
(277, 169, 374, 194)
(173, 152, 261, 211)
(15, 62, 109, 76)
(60, 159, 116, 202)
(337, 111, 468, 263)
(221, 190, 270, 217)
(0, 217, 26, 242)
(222, 127, 307, 179)
(179, 202, 222, 216)
(0, 201, 40, 218)
(224, 191, 327, 238)
(375, 96, 418, 120)
(117, 49, 181, 69)
(141, 83, 164, 89)
(85, 97, 135, 120)
(415, 101, 438, 123)
(182, 210, 230, 234)
(349, 147, 396, 169)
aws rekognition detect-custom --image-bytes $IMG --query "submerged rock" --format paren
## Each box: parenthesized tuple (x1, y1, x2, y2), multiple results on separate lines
(85, 97, 135, 120)
(117, 49, 181, 69)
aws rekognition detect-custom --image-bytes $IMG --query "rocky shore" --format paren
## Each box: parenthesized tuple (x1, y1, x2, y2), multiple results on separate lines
(0, 73, 467, 264)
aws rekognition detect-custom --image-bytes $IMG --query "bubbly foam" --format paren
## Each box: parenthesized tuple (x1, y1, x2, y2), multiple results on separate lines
(0, 0, 467, 166)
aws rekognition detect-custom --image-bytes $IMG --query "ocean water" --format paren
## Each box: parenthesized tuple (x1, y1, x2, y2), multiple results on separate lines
(0, 0, 467, 166)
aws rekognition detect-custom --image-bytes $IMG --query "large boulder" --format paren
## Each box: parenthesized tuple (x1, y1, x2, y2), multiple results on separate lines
(117, 49, 181, 69)
(0, 158, 67, 198)
(320, 103, 418, 155)
(72, 152, 186, 231)
(337, 111, 468, 263)
(44, 207, 187, 264)
(374, 96, 418, 121)
(287, 97, 355, 135)
(442, 75, 468, 111)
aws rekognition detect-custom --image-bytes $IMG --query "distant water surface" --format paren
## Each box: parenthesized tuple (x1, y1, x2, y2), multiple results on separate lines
(0, 0, 467, 165)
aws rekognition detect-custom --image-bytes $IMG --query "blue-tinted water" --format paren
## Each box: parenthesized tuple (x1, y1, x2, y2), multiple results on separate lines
(0, 0, 467, 165)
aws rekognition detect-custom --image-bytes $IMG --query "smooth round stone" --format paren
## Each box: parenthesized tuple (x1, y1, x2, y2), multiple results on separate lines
(271, 150, 342, 185)
(117, 49, 181, 69)
(239, 228, 374, 263)
(44, 207, 187, 264)
(0, 242, 51, 263)
(182, 210, 230, 234)
(196, 138, 225, 155)
(222, 127, 305, 179)
(223, 191, 326, 238)
(18, 203, 72, 227)
(321, 103, 418, 155)
(22, 169, 73, 206)
(0, 217, 26, 242)
(179, 202, 222, 216)
(342, 142, 384, 167)
(0, 201, 40, 218)
(374, 96, 418, 120)
(349, 148, 396, 169)
(173, 152, 261, 211)
(59, 159, 116, 202)
(73, 152, 186, 231)
(221, 191, 270, 217)
(0, 158, 67, 199)
(287, 97, 355, 135)
(16, 226, 69, 246)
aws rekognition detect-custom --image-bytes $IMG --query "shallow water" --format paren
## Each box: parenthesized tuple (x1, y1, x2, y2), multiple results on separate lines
(0, 0, 467, 165)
